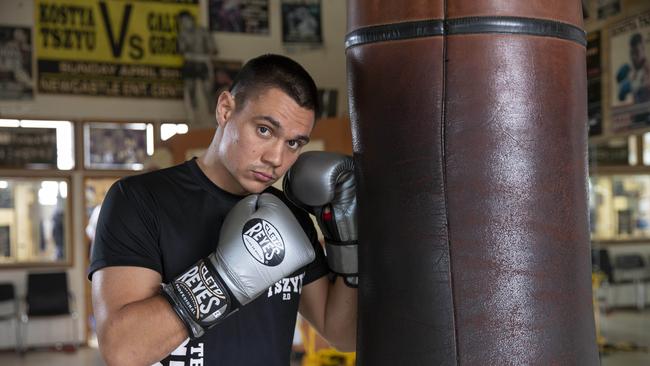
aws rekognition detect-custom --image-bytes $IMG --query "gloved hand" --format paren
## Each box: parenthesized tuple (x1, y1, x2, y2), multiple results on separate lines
(284, 151, 358, 287)
(162, 193, 315, 338)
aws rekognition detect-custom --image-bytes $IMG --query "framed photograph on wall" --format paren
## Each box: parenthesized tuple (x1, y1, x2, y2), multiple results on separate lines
(84, 122, 152, 170)
(0, 226, 10, 257)
(0, 26, 33, 100)
(281, 0, 322, 44)
(609, 11, 650, 131)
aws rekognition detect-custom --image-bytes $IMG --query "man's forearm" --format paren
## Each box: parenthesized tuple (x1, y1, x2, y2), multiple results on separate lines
(97, 294, 188, 366)
(324, 278, 358, 352)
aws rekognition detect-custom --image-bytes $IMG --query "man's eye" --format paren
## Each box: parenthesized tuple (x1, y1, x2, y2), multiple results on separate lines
(287, 140, 301, 150)
(258, 126, 271, 136)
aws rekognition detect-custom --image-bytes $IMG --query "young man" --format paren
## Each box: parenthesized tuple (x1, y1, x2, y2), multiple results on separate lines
(89, 54, 357, 366)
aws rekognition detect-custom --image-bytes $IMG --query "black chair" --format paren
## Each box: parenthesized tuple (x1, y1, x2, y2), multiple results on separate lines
(0, 283, 20, 352)
(612, 254, 648, 310)
(20, 272, 78, 352)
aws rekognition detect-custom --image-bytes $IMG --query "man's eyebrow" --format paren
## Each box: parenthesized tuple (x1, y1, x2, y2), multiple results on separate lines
(254, 115, 281, 129)
(253, 115, 310, 144)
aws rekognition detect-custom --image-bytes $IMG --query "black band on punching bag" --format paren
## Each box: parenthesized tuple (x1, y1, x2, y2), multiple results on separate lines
(346, 16, 586, 49)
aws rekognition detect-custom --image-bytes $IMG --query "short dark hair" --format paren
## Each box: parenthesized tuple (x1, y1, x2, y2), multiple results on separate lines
(229, 54, 318, 115)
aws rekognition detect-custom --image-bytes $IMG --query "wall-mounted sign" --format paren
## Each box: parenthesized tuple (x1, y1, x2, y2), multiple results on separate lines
(610, 11, 650, 132)
(35, 0, 199, 98)
(0, 127, 57, 168)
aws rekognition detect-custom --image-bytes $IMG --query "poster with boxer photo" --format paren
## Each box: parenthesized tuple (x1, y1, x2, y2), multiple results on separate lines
(0, 26, 34, 100)
(209, 0, 269, 34)
(610, 11, 650, 131)
(281, 0, 322, 44)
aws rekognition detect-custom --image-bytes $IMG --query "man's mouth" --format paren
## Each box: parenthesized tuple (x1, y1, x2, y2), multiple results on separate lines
(252, 171, 274, 182)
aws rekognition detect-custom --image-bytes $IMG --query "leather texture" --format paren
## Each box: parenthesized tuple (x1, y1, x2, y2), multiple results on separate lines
(447, 0, 584, 28)
(348, 37, 457, 365)
(214, 193, 315, 304)
(347, 0, 598, 364)
(445, 33, 597, 365)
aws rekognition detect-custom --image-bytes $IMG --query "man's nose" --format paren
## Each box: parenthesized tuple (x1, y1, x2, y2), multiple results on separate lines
(261, 140, 283, 168)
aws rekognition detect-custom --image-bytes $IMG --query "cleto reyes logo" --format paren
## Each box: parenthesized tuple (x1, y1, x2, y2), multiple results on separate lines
(242, 218, 285, 266)
(174, 261, 229, 323)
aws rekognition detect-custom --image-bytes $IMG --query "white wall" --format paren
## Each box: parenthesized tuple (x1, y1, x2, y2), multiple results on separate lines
(0, 0, 348, 349)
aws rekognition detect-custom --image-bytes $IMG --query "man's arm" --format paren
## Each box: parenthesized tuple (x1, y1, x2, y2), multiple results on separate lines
(92, 267, 188, 366)
(299, 276, 357, 352)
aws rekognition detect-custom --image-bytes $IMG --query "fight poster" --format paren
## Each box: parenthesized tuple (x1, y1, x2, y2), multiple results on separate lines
(208, 0, 269, 34)
(35, 0, 199, 98)
(281, 0, 322, 44)
(610, 11, 650, 131)
(597, 0, 621, 20)
(587, 31, 602, 136)
(212, 59, 241, 94)
(0, 26, 34, 100)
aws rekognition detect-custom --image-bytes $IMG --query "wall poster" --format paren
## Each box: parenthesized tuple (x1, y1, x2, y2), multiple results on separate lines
(610, 11, 650, 132)
(35, 0, 199, 98)
(597, 0, 621, 20)
(0, 26, 34, 100)
(281, 0, 322, 45)
(587, 31, 602, 136)
(208, 0, 269, 34)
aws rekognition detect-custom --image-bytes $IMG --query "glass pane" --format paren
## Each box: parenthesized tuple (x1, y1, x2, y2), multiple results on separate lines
(0, 178, 70, 265)
(590, 175, 650, 240)
(84, 177, 118, 246)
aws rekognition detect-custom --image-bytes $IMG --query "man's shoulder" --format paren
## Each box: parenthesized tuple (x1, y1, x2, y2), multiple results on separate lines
(119, 161, 190, 192)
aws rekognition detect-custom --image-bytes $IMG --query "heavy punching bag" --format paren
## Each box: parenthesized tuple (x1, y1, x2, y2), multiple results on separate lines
(347, 1, 599, 365)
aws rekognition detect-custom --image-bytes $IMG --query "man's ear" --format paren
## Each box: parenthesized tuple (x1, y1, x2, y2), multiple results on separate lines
(215, 91, 235, 128)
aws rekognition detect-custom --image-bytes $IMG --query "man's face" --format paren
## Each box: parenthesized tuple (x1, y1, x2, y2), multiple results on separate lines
(216, 88, 315, 195)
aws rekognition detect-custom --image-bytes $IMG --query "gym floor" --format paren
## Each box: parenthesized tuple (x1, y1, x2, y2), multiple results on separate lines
(0, 310, 647, 366)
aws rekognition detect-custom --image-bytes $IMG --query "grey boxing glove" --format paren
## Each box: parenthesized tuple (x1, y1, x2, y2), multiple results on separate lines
(162, 193, 315, 338)
(284, 151, 358, 287)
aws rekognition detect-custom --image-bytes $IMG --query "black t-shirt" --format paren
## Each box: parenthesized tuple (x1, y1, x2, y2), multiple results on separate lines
(88, 158, 328, 366)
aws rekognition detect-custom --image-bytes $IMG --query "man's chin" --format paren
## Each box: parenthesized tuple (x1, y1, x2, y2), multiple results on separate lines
(242, 180, 274, 195)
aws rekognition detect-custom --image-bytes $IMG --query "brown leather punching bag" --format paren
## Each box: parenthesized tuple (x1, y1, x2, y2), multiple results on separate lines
(347, 1, 599, 365)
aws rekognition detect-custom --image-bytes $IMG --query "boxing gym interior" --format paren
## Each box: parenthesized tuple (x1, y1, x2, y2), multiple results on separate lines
(1, 0, 650, 365)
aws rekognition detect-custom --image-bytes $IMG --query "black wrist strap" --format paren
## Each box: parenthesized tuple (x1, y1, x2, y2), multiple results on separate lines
(161, 256, 236, 339)
(160, 284, 201, 339)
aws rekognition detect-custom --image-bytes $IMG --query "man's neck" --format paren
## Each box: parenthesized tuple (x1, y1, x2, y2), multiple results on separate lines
(196, 151, 246, 196)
